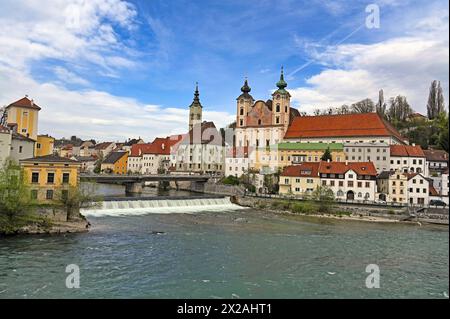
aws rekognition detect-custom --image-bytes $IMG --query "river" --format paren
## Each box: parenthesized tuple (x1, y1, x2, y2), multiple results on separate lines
(0, 185, 448, 299)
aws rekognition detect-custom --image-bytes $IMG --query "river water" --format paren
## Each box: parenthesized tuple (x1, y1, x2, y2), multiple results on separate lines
(0, 186, 448, 299)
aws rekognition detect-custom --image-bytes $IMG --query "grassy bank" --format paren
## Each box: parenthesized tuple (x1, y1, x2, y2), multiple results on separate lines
(256, 199, 351, 217)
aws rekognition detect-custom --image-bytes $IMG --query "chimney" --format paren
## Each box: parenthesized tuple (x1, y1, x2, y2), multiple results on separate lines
(30, 99, 34, 106)
(345, 160, 348, 165)
(162, 143, 165, 150)
(327, 159, 330, 163)
(411, 143, 416, 147)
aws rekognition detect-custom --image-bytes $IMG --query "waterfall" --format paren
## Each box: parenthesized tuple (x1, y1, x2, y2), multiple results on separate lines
(81, 197, 244, 217)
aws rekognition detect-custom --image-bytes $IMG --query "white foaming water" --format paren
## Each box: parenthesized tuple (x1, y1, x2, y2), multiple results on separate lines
(81, 197, 245, 217)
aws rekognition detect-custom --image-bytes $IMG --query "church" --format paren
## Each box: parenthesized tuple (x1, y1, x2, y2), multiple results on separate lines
(234, 67, 300, 149)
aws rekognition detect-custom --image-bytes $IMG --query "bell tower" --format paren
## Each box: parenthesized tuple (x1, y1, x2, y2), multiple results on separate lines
(236, 78, 254, 128)
(189, 83, 203, 131)
(272, 66, 291, 132)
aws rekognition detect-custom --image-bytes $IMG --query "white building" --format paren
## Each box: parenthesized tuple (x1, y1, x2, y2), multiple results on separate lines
(0, 125, 35, 166)
(344, 142, 390, 173)
(172, 121, 225, 175)
(128, 136, 182, 175)
(407, 173, 429, 206)
(225, 147, 251, 177)
(319, 161, 378, 202)
(390, 144, 427, 175)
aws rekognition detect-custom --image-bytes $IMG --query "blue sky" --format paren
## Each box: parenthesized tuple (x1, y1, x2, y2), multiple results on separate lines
(0, 0, 448, 141)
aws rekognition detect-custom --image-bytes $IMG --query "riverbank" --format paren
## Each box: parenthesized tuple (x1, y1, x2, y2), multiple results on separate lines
(0, 207, 89, 236)
(232, 196, 449, 226)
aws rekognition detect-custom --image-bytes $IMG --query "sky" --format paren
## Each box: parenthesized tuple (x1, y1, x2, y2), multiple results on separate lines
(0, 0, 448, 142)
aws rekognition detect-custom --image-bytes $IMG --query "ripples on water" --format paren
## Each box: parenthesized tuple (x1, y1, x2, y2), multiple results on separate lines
(0, 207, 448, 299)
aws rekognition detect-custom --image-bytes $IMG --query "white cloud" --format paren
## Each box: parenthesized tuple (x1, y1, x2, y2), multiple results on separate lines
(290, 6, 449, 115)
(53, 67, 90, 86)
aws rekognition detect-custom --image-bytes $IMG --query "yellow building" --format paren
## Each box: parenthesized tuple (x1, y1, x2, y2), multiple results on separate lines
(20, 155, 81, 202)
(252, 142, 345, 172)
(5, 96, 41, 141)
(36, 134, 55, 157)
(376, 170, 408, 203)
(279, 163, 321, 196)
(101, 151, 128, 175)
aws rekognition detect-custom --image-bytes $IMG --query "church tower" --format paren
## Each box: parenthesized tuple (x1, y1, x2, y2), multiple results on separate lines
(236, 78, 254, 128)
(272, 67, 291, 132)
(189, 83, 203, 131)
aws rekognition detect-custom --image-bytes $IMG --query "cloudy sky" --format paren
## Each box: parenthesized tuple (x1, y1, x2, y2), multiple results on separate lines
(0, 0, 448, 142)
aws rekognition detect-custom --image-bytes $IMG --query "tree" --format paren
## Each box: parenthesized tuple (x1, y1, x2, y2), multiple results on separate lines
(387, 95, 413, 125)
(376, 89, 387, 119)
(336, 104, 350, 115)
(321, 147, 332, 162)
(437, 112, 449, 152)
(311, 185, 335, 213)
(56, 184, 102, 221)
(351, 98, 375, 113)
(0, 162, 35, 221)
(427, 80, 445, 119)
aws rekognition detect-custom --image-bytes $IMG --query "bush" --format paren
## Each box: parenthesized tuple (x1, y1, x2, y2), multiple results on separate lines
(271, 200, 291, 210)
(290, 202, 317, 214)
(222, 175, 240, 185)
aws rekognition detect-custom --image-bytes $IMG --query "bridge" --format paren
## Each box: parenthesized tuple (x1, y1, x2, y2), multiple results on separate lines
(80, 174, 211, 194)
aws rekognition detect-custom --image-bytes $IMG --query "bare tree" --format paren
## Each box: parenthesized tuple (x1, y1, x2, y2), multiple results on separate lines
(388, 95, 413, 123)
(351, 98, 375, 113)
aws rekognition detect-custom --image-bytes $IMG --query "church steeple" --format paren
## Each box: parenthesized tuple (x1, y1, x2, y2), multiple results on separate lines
(241, 77, 251, 94)
(189, 82, 203, 131)
(190, 82, 202, 108)
(276, 66, 287, 90)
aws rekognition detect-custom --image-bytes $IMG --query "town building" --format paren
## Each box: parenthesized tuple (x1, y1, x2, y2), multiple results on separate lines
(172, 121, 225, 175)
(376, 171, 408, 204)
(389, 144, 427, 175)
(344, 142, 390, 173)
(101, 151, 128, 175)
(225, 146, 251, 177)
(122, 138, 145, 154)
(71, 155, 97, 173)
(94, 142, 116, 159)
(234, 68, 300, 149)
(0, 125, 35, 166)
(284, 113, 407, 145)
(406, 173, 430, 206)
(319, 161, 378, 202)
(279, 162, 321, 196)
(429, 168, 449, 205)
(424, 149, 448, 175)
(4, 96, 41, 141)
(128, 136, 182, 175)
(36, 134, 55, 156)
(20, 155, 81, 202)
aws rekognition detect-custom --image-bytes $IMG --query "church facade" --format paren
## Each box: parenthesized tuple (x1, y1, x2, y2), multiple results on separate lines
(234, 68, 300, 150)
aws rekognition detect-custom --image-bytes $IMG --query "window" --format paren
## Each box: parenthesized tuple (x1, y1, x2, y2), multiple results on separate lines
(46, 190, 54, 200)
(365, 182, 370, 188)
(348, 181, 354, 187)
(276, 117, 280, 124)
(19, 146, 23, 153)
(31, 190, 38, 199)
(339, 181, 344, 187)
(276, 104, 280, 112)
(337, 190, 344, 197)
(240, 108, 244, 115)
(330, 180, 335, 186)
(358, 192, 362, 198)
(61, 190, 68, 201)
(31, 172, 39, 183)
(357, 182, 362, 187)
(62, 173, 70, 184)
(322, 180, 327, 186)
(47, 173, 55, 184)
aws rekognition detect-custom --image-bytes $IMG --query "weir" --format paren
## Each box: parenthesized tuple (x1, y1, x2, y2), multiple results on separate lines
(81, 196, 245, 217)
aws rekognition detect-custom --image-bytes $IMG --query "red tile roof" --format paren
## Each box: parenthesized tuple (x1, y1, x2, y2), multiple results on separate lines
(318, 161, 377, 176)
(7, 97, 41, 111)
(130, 136, 182, 157)
(281, 162, 321, 177)
(423, 149, 449, 162)
(390, 144, 425, 157)
(284, 113, 405, 141)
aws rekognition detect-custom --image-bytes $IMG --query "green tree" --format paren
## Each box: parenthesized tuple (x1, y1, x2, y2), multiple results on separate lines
(311, 185, 335, 213)
(321, 147, 332, 162)
(56, 184, 102, 221)
(436, 112, 449, 152)
(0, 162, 35, 221)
